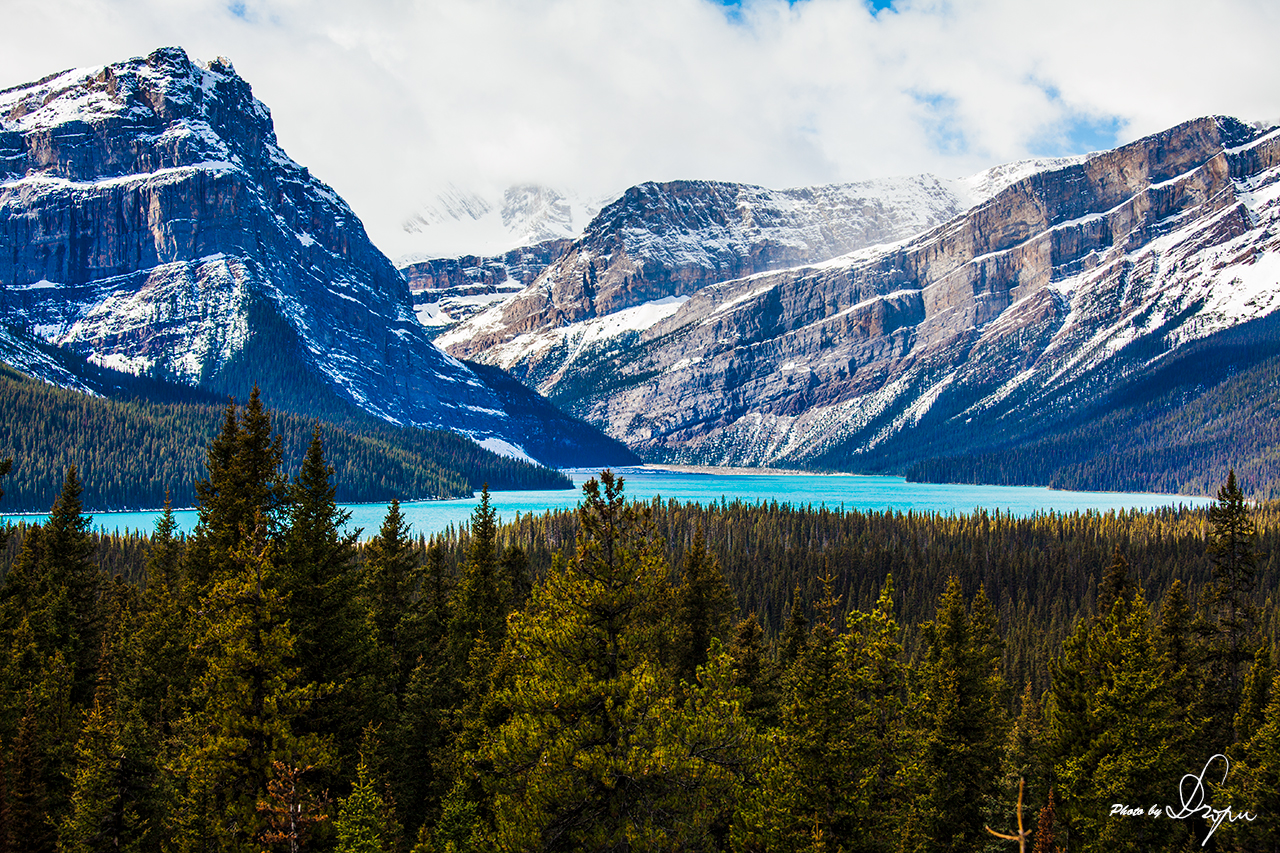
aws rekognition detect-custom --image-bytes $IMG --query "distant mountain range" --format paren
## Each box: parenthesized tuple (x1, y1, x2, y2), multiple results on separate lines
(0, 47, 635, 471)
(397, 183, 615, 262)
(430, 117, 1280, 496)
(5, 46, 1278, 498)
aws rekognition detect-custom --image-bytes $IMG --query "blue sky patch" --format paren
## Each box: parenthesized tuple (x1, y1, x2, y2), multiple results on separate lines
(1027, 81, 1124, 156)
(1056, 113, 1124, 155)
(913, 91, 969, 156)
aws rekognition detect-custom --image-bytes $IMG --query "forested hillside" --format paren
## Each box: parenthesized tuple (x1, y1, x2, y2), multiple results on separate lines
(0, 364, 570, 511)
(902, 315, 1280, 499)
(0, 399, 1277, 852)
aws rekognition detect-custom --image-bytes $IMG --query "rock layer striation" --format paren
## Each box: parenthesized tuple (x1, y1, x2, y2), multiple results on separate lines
(0, 47, 630, 466)
(442, 117, 1280, 468)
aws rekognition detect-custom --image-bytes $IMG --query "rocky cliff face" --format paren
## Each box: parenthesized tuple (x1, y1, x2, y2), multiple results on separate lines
(0, 47, 630, 466)
(442, 116, 1280, 468)
(400, 239, 572, 336)
(438, 174, 980, 380)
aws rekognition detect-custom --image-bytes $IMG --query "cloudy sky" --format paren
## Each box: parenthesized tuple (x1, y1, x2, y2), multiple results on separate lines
(3, 0, 1279, 258)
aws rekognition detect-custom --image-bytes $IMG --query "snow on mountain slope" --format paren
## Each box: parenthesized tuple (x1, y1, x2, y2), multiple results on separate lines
(430, 116, 1280, 471)
(435, 163, 1084, 399)
(0, 47, 633, 467)
(541, 117, 1280, 467)
(396, 183, 615, 262)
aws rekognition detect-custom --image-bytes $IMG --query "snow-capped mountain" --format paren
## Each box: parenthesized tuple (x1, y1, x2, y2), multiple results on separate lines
(434, 169, 1055, 391)
(437, 116, 1280, 472)
(406, 161, 1089, 349)
(397, 183, 615, 262)
(0, 47, 633, 467)
(434, 173, 983, 356)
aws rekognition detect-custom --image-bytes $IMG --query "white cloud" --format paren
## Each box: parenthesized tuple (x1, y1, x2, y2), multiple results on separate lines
(2, 0, 1277, 259)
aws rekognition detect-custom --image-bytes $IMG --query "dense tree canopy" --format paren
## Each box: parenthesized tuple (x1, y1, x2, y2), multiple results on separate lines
(0, 365, 570, 512)
(0, 404, 1276, 851)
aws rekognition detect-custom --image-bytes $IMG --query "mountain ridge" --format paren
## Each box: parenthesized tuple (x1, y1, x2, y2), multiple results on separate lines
(436, 115, 1280, 494)
(0, 47, 634, 469)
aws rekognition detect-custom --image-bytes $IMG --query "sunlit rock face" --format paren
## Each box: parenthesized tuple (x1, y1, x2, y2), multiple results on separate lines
(439, 117, 1280, 468)
(0, 47, 633, 466)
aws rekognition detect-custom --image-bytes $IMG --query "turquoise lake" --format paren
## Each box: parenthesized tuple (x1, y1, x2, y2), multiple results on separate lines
(2, 467, 1213, 540)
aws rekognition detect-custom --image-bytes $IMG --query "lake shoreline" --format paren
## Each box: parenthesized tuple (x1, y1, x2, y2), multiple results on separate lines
(601, 463, 828, 477)
(4, 470, 1215, 538)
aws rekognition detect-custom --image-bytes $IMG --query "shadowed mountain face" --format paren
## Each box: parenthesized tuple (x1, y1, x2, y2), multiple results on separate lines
(438, 116, 1280, 479)
(0, 47, 633, 468)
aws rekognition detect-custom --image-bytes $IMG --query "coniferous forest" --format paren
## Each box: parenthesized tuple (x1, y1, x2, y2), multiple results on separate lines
(0, 365, 571, 512)
(1, 396, 1279, 852)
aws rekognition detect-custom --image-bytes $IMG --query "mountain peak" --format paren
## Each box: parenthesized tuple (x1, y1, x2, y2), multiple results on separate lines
(0, 47, 634, 468)
(431, 115, 1280, 481)
(395, 183, 616, 262)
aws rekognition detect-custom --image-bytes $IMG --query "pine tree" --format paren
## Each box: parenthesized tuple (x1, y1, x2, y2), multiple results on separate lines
(737, 576, 907, 853)
(1097, 545, 1131, 615)
(363, 502, 450, 834)
(189, 388, 286, 592)
(737, 579, 859, 853)
(7, 692, 55, 853)
(175, 525, 332, 853)
(0, 456, 11, 550)
(1157, 579, 1193, 675)
(1046, 588, 1194, 852)
(133, 499, 192, 778)
(439, 487, 518, 830)
(778, 591, 809, 669)
(843, 575, 910, 850)
(334, 757, 400, 853)
(144, 494, 183, 596)
(1001, 684, 1050, 838)
(485, 472, 725, 850)
(0, 734, 10, 853)
(35, 466, 102, 706)
(365, 500, 427, 702)
(1202, 469, 1261, 732)
(674, 525, 737, 684)
(60, 577, 161, 853)
(902, 579, 1008, 853)
(728, 612, 780, 725)
(1235, 647, 1273, 743)
(499, 544, 532, 612)
(449, 486, 504, 659)
(281, 426, 367, 766)
(0, 469, 102, 840)
(0, 527, 42, 732)
(1230, 670, 1280, 853)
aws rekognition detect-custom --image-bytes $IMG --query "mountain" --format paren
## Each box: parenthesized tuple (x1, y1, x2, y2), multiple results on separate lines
(400, 238, 574, 339)
(436, 173, 994, 369)
(0, 47, 635, 469)
(396, 183, 614, 261)
(400, 170, 1057, 344)
(440, 117, 1280, 493)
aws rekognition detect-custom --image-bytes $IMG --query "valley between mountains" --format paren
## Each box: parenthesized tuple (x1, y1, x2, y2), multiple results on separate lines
(3, 46, 1280, 503)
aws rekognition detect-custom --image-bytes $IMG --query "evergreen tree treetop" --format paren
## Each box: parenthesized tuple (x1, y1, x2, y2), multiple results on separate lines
(1203, 469, 1264, 735)
(1208, 469, 1259, 601)
(0, 455, 11, 550)
(193, 387, 286, 552)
